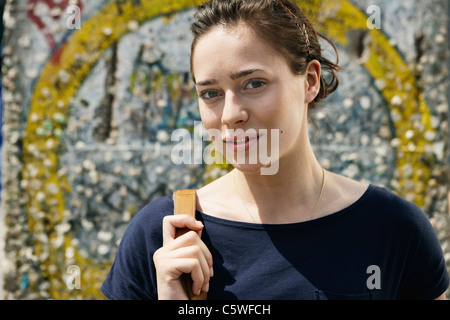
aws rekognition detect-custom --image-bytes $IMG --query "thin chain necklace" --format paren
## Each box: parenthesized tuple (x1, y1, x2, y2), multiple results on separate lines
(232, 168, 326, 223)
(308, 167, 326, 221)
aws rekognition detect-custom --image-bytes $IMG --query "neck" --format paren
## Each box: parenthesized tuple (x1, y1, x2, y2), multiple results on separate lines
(233, 132, 324, 223)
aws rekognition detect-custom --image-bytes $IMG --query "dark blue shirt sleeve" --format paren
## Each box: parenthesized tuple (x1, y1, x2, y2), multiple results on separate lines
(395, 200, 449, 299)
(101, 197, 172, 300)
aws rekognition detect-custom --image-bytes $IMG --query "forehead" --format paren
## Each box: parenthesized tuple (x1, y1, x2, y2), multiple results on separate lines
(191, 23, 287, 80)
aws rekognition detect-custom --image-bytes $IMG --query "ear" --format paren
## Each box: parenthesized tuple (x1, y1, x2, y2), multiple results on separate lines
(304, 60, 321, 104)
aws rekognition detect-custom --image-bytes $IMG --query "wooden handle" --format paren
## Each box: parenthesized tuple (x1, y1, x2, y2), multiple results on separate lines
(173, 189, 208, 300)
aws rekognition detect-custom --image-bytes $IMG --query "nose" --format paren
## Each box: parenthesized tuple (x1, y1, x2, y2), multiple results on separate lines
(221, 90, 248, 127)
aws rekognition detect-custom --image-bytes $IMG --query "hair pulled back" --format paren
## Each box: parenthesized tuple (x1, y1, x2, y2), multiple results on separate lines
(190, 0, 341, 110)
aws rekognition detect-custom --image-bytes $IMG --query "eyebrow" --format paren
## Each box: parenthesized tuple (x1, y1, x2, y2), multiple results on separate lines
(195, 69, 261, 86)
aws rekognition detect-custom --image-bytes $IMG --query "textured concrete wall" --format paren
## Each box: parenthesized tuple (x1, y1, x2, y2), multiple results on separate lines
(1, 0, 449, 299)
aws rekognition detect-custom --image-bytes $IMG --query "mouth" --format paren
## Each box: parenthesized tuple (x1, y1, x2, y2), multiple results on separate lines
(222, 133, 262, 152)
(223, 134, 259, 143)
(226, 136, 256, 144)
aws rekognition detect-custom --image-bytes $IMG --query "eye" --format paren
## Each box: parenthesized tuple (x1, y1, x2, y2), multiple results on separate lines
(245, 79, 266, 90)
(199, 90, 222, 101)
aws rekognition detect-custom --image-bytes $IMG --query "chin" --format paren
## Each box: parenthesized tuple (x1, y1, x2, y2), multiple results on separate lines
(232, 163, 262, 175)
(232, 160, 279, 176)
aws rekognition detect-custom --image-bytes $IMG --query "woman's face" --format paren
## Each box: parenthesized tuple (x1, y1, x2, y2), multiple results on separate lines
(192, 22, 313, 174)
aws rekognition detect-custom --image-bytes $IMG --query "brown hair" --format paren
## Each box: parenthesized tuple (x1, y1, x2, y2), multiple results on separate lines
(190, 0, 341, 110)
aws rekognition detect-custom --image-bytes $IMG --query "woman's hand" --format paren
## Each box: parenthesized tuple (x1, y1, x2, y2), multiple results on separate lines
(153, 214, 213, 300)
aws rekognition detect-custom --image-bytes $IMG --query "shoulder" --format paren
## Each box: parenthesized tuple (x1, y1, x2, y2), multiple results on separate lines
(365, 186, 450, 299)
(131, 195, 174, 226)
(101, 195, 174, 300)
(361, 185, 444, 255)
(109, 195, 175, 261)
(123, 195, 174, 242)
(366, 185, 430, 227)
(330, 179, 436, 240)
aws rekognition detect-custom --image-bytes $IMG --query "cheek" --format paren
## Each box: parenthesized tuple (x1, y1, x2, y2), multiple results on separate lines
(200, 111, 225, 150)
(265, 89, 306, 147)
(251, 89, 283, 122)
(199, 103, 214, 124)
(199, 104, 222, 137)
(259, 87, 304, 131)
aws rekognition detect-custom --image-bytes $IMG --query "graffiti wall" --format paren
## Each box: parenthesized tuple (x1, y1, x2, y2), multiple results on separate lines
(1, 0, 449, 299)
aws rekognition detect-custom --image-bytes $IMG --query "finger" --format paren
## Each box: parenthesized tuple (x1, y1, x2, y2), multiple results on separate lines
(167, 231, 213, 269)
(171, 258, 205, 295)
(177, 245, 212, 291)
(158, 242, 213, 295)
(162, 215, 203, 245)
(180, 243, 212, 294)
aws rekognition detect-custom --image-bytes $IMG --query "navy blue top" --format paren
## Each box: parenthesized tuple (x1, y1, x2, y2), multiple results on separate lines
(101, 185, 449, 300)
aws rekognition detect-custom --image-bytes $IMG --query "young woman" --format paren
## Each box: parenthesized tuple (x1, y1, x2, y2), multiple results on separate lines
(101, 0, 449, 300)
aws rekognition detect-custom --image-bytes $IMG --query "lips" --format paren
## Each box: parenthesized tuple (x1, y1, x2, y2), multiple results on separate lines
(222, 132, 262, 152)
(222, 133, 259, 143)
